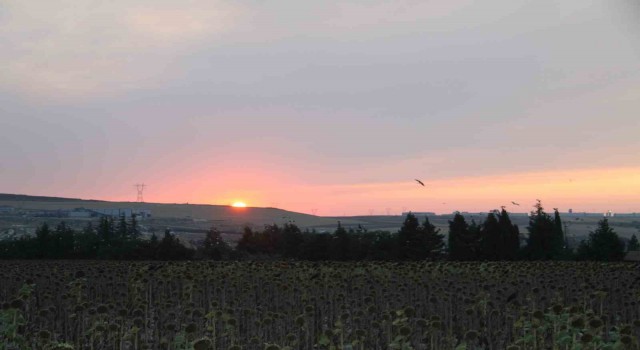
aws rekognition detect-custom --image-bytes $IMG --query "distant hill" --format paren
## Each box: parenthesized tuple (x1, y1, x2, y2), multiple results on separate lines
(0, 193, 349, 229)
(0, 194, 638, 239)
(0, 193, 105, 202)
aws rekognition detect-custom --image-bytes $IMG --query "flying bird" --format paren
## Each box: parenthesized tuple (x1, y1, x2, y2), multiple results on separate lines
(511, 201, 520, 206)
(415, 179, 425, 186)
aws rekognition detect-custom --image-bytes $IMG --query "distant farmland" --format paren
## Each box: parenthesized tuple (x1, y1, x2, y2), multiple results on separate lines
(0, 194, 638, 247)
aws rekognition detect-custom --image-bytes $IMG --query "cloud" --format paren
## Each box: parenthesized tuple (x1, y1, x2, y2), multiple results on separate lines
(0, 0, 245, 100)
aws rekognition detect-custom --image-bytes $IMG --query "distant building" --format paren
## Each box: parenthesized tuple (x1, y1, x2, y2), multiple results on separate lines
(568, 209, 573, 214)
(0, 206, 14, 214)
(91, 208, 152, 219)
(402, 212, 436, 216)
(68, 208, 93, 218)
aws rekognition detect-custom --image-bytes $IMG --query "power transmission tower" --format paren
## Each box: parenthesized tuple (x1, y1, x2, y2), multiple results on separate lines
(134, 184, 146, 202)
(311, 208, 318, 215)
(385, 208, 391, 216)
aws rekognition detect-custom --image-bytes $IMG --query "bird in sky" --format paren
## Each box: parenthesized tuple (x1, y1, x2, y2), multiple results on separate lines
(511, 201, 520, 206)
(415, 179, 425, 186)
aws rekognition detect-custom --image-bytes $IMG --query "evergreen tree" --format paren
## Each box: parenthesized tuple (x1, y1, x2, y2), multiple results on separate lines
(117, 215, 128, 240)
(129, 214, 140, 239)
(552, 209, 572, 259)
(524, 201, 563, 260)
(479, 212, 501, 260)
(299, 233, 331, 261)
(496, 209, 520, 260)
(35, 223, 52, 259)
(53, 222, 75, 258)
(628, 234, 640, 252)
(97, 216, 114, 243)
(448, 213, 479, 260)
(420, 217, 445, 259)
(370, 231, 398, 260)
(281, 222, 303, 259)
(331, 222, 351, 260)
(576, 239, 590, 260)
(76, 222, 99, 258)
(576, 218, 625, 261)
(150, 231, 159, 247)
(397, 212, 421, 260)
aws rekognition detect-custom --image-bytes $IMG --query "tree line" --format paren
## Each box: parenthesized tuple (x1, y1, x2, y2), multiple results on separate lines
(0, 201, 636, 261)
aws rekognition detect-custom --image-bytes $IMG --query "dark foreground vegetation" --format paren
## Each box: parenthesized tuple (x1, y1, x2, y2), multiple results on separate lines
(0, 201, 636, 262)
(1, 261, 640, 349)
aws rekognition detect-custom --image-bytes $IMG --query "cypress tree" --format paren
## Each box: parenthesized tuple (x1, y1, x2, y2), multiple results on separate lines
(397, 212, 420, 260)
(552, 209, 571, 259)
(479, 212, 501, 260)
(448, 212, 473, 260)
(496, 209, 520, 260)
(524, 201, 561, 260)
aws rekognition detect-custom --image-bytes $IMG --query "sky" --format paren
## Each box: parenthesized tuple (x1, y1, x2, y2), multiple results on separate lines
(1, 0, 639, 216)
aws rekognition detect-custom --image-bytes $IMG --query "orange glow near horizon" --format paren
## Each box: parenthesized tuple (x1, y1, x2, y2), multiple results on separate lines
(95, 165, 639, 216)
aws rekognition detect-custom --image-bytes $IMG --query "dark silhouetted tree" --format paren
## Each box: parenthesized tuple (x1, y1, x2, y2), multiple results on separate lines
(201, 226, 231, 260)
(628, 234, 640, 252)
(117, 215, 128, 240)
(35, 223, 52, 258)
(156, 229, 194, 260)
(576, 218, 625, 261)
(479, 212, 501, 260)
(52, 222, 75, 258)
(281, 222, 303, 258)
(331, 222, 351, 260)
(448, 213, 480, 260)
(397, 212, 420, 260)
(236, 226, 258, 254)
(397, 213, 444, 260)
(129, 214, 140, 239)
(552, 209, 572, 260)
(496, 208, 520, 260)
(420, 217, 445, 259)
(523, 201, 563, 260)
(299, 233, 331, 261)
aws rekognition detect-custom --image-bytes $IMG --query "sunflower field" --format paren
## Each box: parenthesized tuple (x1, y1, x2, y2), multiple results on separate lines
(1, 261, 639, 350)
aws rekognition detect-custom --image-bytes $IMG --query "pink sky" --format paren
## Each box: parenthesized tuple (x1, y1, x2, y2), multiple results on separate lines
(1, 0, 639, 215)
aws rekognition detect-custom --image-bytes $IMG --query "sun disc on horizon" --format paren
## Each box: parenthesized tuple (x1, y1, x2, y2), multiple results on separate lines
(232, 201, 247, 208)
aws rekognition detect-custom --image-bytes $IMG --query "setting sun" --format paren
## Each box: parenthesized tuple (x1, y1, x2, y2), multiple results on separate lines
(231, 201, 247, 208)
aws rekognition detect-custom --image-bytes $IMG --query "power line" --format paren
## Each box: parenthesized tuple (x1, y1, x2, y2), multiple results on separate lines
(134, 184, 146, 202)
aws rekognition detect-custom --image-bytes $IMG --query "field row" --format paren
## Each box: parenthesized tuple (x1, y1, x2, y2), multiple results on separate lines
(1, 261, 639, 349)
